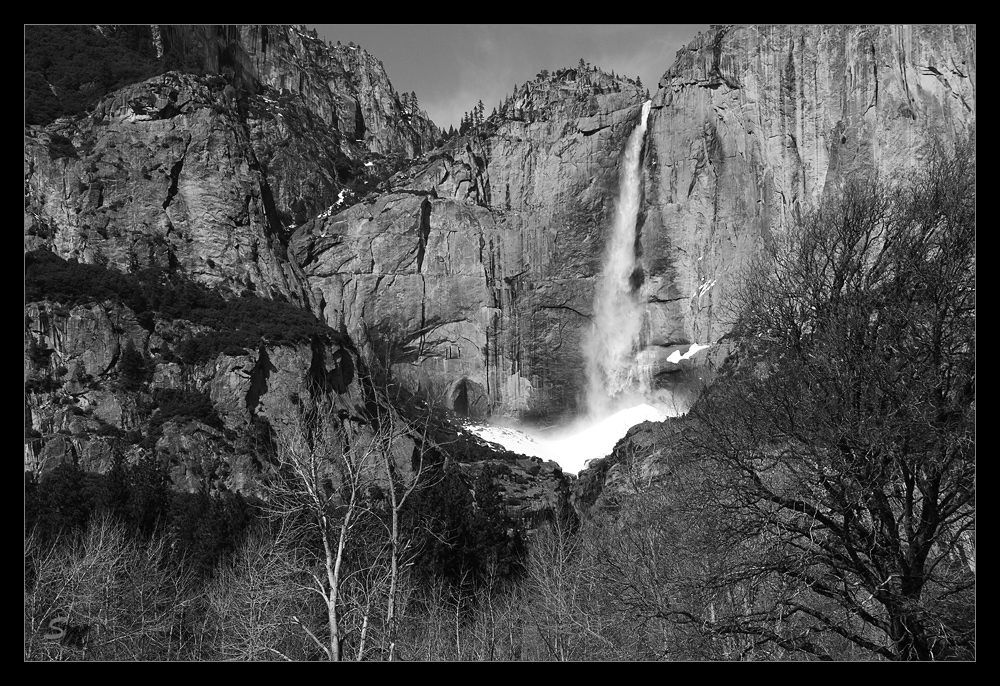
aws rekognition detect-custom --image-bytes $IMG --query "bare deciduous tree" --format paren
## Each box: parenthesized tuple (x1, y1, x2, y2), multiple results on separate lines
(24, 517, 195, 661)
(265, 398, 386, 661)
(683, 137, 976, 660)
(204, 524, 312, 661)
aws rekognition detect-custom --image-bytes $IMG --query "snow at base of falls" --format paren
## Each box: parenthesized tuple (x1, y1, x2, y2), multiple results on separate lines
(464, 403, 668, 475)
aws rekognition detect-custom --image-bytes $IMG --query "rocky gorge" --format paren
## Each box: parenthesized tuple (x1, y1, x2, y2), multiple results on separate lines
(24, 24, 976, 512)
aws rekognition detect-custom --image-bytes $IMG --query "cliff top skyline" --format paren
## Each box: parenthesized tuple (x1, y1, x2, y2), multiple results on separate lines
(308, 24, 710, 131)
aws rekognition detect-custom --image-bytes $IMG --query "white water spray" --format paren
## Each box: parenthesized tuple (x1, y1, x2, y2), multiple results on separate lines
(466, 101, 702, 473)
(584, 100, 652, 418)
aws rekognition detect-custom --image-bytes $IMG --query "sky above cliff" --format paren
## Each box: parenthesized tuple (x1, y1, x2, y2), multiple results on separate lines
(308, 24, 710, 132)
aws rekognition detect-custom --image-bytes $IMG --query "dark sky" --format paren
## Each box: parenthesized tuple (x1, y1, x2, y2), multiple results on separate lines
(309, 24, 710, 131)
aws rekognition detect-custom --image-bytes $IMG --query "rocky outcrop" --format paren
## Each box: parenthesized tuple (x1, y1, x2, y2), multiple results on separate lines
(157, 24, 439, 156)
(570, 418, 680, 513)
(24, 72, 315, 304)
(23, 296, 369, 495)
(459, 456, 569, 524)
(24, 25, 440, 302)
(27, 302, 449, 508)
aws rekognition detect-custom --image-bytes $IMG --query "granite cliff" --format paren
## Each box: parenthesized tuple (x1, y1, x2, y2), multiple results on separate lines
(293, 24, 976, 424)
(291, 68, 651, 422)
(25, 25, 439, 297)
(24, 24, 975, 504)
(24, 25, 441, 498)
(645, 24, 975, 344)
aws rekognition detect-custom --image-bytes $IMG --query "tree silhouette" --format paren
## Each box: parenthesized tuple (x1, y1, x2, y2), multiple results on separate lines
(684, 137, 976, 660)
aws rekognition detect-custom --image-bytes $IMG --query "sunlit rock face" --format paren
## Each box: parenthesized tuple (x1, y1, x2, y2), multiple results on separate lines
(643, 24, 976, 347)
(24, 72, 314, 305)
(303, 25, 975, 425)
(25, 24, 976, 435)
(24, 25, 439, 305)
(294, 72, 651, 422)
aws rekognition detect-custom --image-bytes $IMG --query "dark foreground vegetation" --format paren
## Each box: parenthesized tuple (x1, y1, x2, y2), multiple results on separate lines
(24, 138, 974, 660)
(676, 137, 977, 661)
(24, 437, 527, 661)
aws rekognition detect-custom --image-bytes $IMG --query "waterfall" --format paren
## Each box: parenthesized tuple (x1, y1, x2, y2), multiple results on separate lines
(584, 100, 652, 418)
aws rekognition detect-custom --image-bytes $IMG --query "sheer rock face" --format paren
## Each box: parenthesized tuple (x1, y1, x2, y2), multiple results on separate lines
(643, 24, 976, 346)
(24, 72, 314, 305)
(24, 25, 440, 303)
(574, 23, 976, 499)
(24, 25, 976, 496)
(301, 25, 975, 423)
(290, 150, 502, 419)
(294, 74, 649, 421)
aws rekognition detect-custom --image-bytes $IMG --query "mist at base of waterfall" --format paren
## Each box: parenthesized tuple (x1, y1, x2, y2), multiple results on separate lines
(467, 101, 694, 475)
(464, 393, 686, 475)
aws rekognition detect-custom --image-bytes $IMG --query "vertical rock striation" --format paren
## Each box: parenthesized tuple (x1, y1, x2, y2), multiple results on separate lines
(296, 26, 974, 423)
(293, 70, 650, 422)
(25, 24, 976, 433)
(643, 24, 976, 351)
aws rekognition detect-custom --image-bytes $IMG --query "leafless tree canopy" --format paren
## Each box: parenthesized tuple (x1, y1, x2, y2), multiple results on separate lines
(680, 136, 976, 660)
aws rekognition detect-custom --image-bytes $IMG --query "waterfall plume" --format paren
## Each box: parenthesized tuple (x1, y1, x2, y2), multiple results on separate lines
(584, 100, 652, 418)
